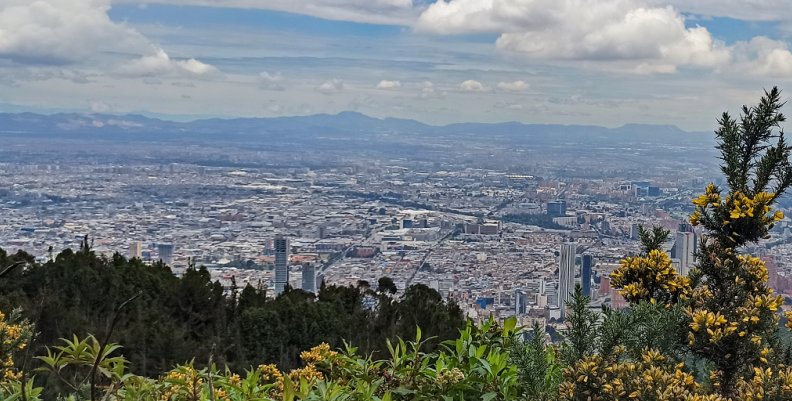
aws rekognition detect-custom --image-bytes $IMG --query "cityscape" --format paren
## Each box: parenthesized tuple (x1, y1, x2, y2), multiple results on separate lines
(4, 111, 792, 334)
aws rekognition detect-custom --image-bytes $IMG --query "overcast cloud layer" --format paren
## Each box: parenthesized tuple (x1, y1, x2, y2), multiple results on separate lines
(2, 0, 792, 130)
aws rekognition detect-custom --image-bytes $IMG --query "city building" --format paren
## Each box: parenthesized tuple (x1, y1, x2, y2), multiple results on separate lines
(547, 200, 567, 217)
(672, 231, 695, 275)
(581, 253, 593, 297)
(129, 241, 142, 259)
(157, 243, 174, 265)
(274, 235, 289, 295)
(302, 264, 317, 293)
(514, 288, 529, 315)
(558, 242, 577, 319)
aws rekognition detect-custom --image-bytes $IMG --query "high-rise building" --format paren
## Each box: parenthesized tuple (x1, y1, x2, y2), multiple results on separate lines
(547, 200, 567, 217)
(581, 253, 593, 297)
(514, 289, 529, 315)
(302, 264, 317, 294)
(630, 223, 640, 240)
(129, 241, 142, 259)
(157, 243, 174, 265)
(558, 242, 577, 318)
(274, 235, 289, 295)
(672, 231, 695, 275)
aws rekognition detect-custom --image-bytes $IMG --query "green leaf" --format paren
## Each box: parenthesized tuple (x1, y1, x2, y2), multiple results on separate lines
(481, 392, 498, 401)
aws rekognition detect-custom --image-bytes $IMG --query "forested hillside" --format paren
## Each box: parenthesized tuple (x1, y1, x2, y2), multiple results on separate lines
(0, 244, 463, 379)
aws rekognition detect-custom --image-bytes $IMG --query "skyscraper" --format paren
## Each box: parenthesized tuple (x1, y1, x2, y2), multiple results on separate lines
(514, 289, 528, 315)
(558, 242, 577, 318)
(302, 264, 317, 294)
(581, 253, 593, 297)
(157, 243, 174, 265)
(673, 231, 695, 275)
(547, 200, 567, 217)
(129, 241, 142, 259)
(274, 235, 289, 295)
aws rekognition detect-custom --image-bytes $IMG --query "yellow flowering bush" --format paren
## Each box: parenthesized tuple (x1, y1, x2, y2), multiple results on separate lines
(732, 365, 792, 401)
(611, 249, 690, 305)
(559, 348, 699, 401)
(600, 88, 792, 398)
(690, 185, 783, 246)
(0, 309, 33, 386)
(300, 342, 338, 364)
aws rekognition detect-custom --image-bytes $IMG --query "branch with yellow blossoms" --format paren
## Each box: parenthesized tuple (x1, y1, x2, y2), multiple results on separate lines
(611, 249, 691, 305)
(690, 184, 784, 247)
(0, 309, 33, 384)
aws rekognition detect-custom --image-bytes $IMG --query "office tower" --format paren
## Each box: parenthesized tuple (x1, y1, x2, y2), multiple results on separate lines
(547, 200, 567, 217)
(302, 264, 317, 294)
(129, 241, 142, 259)
(274, 235, 289, 295)
(157, 243, 174, 265)
(514, 289, 528, 315)
(673, 231, 695, 275)
(558, 242, 577, 318)
(581, 253, 593, 297)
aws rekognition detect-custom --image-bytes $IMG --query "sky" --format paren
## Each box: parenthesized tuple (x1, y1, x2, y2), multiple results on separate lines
(3, 1, 792, 130)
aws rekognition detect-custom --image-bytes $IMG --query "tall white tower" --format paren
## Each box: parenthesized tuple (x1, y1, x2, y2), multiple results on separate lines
(558, 242, 577, 318)
(674, 232, 695, 275)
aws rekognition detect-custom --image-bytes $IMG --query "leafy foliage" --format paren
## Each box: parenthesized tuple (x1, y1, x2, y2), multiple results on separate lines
(600, 87, 792, 399)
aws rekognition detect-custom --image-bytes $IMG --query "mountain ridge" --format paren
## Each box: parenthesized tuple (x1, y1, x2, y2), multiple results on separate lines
(0, 110, 713, 146)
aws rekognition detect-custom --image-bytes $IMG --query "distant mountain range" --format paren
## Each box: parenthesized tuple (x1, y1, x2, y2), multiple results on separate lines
(0, 111, 713, 147)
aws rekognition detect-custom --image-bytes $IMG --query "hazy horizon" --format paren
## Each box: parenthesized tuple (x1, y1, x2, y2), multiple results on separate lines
(3, 1, 792, 131)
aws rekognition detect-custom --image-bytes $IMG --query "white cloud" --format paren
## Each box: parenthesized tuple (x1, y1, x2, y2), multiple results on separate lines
(0, 0, 216, 79)
(497, 80, 529, 91)
(316, 78, 345, 95)
(259, 71, 285, 91)
(178, 58, 217, 75)
(460, 79, 485, 92)
(0, 0, 150, 64)
(376, 79, 402, 89)
(731, 36, 792, 78)
(120, 0, 420, 25)
(416, 0, 730, 72)
(117, 47, 219, 77)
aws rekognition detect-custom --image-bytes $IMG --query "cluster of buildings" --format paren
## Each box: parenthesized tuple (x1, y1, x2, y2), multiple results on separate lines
(3, 141, 792, 333)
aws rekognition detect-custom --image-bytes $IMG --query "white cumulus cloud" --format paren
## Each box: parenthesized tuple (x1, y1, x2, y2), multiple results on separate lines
(460, 79, 486, 92)
(316, 78, 345, 95)
(731, 36, 792, 78)
(0, 0, 217, 78)
(259, 71, 285, 91)
(497, 80, 530, 91)
(416, 0, 731, 72)
(117, 48, 219, 77)
(376, 80, 402, 89)
(0, 0, 149, 64)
